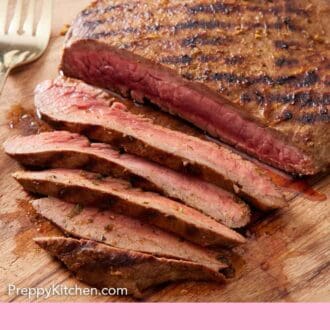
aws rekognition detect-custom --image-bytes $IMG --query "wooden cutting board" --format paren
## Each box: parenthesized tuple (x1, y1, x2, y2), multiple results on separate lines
(0, 0, 329, 302)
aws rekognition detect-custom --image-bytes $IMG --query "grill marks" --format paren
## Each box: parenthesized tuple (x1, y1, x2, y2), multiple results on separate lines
(181, 35, 231, 48)
(80, 0, 308, 19)
(64, 0, 330, 173)
(83, 18, 300, 41)
(275, 57, 299, 67)
(241, 91, 330, 108)
(161, 55, 193, 65)
(187, 1, 308, 17)
(240, 91, 330, 123)
(174, 18, 297, 32)
(87, 27, 138, 40)
(208, 70, 320, 88)
(188, 2, 238, 15)
(79, 3, 134, 18)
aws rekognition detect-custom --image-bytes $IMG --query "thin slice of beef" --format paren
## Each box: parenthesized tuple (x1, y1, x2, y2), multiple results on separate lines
(61, 0, 330, 175)
(32, 197, 226, 272)
(34, 237, 224, 298)
(13, 169, 246, 247)
(34, 77, 286, 210)
(4, 131, 250, 228)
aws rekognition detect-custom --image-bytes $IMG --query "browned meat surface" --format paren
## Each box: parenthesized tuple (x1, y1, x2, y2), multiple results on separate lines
(32, 197, 227, 272)
(4, 131, 251, 228)
(61, 0, 330, 175)
(34, 237, 225, 298)
(34, 77, 286, 210)
(13, 169, 246, 247)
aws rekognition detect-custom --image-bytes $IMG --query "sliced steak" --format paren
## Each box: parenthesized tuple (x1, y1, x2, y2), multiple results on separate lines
(32, 197, 226, 272)
(4, 132, 250, 228)
(34, 237, 224, 298)
(60, 0, 330, 175)
(35, 77, 286, 210)
(13, 169, 246, 247)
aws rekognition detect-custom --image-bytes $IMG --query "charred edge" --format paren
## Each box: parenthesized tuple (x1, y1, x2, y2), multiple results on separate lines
(209, 70, 319, 87)
(181, 35, 231, 47)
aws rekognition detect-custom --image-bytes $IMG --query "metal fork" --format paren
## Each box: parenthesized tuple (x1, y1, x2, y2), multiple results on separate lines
(0, 0, 52, 94)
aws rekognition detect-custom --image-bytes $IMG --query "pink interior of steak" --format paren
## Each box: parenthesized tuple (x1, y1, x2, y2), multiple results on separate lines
(35, 77, 286, 210)
(61, 41, 316, 175)
(4, 131, 251, 227)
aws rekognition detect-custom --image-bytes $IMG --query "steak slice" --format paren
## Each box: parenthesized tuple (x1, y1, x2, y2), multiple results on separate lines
(13, 169, 246, 247)
(60, 0, 330, 175)
(4, 131, 250, 228)
(34, 237, 224, 298)
(32, 197, 226, 272)
(35, 77, 286, 210)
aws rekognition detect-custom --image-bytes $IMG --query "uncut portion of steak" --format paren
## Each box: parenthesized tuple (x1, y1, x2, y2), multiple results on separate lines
(14, 169, 246, 247)
(35, 237, 224, 298)
(61, 0, 330, 175)
(35, 77, 286, 210)
(4, 132, 250, 228)
(32, 197, 226, 272)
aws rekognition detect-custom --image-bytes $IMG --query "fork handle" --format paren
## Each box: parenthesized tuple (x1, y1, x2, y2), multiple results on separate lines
(0, 66, 11, 95)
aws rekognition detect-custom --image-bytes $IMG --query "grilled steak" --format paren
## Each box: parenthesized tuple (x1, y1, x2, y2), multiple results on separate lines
(35, 77, 286, 210)
(34, 237, 224, 298)
(13, 169, 246, 247)
(32, 197, 227, 272)
(61, 0, 330, 175)
(4, 131, 250, 228)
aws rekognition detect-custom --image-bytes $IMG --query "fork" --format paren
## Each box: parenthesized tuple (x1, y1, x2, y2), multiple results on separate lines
(0, 0, 52, 94)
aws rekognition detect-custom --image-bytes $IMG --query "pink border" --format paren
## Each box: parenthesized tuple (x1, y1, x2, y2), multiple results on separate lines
(1, 303, 328, 330)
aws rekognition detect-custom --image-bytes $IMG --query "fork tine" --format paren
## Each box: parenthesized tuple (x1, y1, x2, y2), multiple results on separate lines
(36, 0, 53, 41)
(0, 0, 9, 34)
(8, 0, 24, 34)
(23, 0, 36, 35)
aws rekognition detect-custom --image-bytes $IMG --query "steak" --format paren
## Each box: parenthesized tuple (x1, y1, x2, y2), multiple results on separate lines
(34, 237, 224, 298)
(32, 197, 227, 272)
(4, 131, 250, 228)
(61, 0, 330, 175)
(13, 169, 246, 247)
(35, 77, 286, 210)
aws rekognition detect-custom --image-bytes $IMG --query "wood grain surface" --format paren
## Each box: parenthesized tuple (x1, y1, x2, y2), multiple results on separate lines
(0, 0, 329, 302)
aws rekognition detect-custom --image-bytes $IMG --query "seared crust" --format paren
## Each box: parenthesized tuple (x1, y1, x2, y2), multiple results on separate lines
(13, 169, 246, 247)
(34, 237, 225, 298)
(32, 197, 227, 272)
(63, 0, 330, 174)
